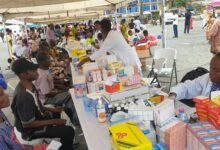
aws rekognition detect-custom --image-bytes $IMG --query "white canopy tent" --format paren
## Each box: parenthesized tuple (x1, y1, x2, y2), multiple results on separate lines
(0, 0, 120, 22)
(0, 0, 121, 58)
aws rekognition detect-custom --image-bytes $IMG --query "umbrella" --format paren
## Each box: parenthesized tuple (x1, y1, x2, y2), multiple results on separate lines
(212, 0, 220, 7)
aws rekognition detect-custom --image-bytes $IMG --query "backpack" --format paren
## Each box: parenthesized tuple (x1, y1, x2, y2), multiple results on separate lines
(181, 67, 209, 83)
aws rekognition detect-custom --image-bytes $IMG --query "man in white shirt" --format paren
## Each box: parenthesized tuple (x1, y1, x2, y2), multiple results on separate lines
(134, 17, 142, 32)
(169, 53, 220, 101)
(173, 11, 179, 38)
(13, 40, 24, 58)
(78, 19, 141, 71)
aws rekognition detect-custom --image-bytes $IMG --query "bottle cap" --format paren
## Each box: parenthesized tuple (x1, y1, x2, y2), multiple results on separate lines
(179, 107, 185, 113)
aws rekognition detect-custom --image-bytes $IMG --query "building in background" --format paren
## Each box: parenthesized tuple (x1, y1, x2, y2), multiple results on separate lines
(105, 0, 161, 16)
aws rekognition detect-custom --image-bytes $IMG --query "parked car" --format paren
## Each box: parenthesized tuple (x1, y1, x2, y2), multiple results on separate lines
(164, 12, 175, 24)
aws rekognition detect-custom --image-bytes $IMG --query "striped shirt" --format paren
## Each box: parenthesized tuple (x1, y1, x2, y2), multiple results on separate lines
(0, 110, 23, 150)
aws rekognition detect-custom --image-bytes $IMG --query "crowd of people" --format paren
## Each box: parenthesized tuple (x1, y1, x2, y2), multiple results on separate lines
(2, 11, 220, 149)
(1, 17, 160, 149)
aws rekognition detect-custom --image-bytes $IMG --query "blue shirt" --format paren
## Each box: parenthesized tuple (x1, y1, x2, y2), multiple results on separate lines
(0, 110, 23, 150)
(0, 72, 7, 89)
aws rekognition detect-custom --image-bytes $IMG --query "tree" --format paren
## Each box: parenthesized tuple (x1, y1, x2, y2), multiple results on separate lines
(174, 0, 191, 8)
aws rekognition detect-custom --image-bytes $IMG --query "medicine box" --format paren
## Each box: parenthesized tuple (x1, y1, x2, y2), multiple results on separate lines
(87, 81, 104, 93)
(187, 122, 220, 150)
(104, 86, 149, 102)
(73, 83, 87, 98)
(153, 99, 175, 127)
(128, 105, 154, 121)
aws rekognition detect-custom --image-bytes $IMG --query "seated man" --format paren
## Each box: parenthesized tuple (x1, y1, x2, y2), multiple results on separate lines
(0, 78, 47, 149)
(169, 53, 220, 103)
(11, 58, 76, 150)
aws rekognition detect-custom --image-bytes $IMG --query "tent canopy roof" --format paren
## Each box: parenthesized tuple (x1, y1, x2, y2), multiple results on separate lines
(0, 0, 86, 8)
(0, 0, 119, 22)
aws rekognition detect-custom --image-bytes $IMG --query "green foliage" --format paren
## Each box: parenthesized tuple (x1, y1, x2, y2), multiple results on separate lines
(152, 11, 160, 20)
(193, 3, 204, 13)
(174, 0, 190, 8)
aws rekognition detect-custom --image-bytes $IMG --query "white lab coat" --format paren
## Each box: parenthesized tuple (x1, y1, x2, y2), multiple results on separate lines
(170, 73, 212, 100)
(89, 30, 141, 71)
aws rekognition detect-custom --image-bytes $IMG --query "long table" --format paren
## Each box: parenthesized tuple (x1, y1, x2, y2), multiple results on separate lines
(70, 89, 111, 150)
(70, 88, 196, 150)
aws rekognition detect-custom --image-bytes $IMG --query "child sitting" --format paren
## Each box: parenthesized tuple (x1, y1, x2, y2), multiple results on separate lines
(34, 52, 77, 123)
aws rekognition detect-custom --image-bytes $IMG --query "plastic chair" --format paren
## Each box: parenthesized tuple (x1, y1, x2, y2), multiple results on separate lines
(148, 48, 178, 91)
(14, 127, 44, 146)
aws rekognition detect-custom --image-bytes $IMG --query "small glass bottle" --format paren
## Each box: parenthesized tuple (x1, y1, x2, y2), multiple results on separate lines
(114, 103, 119, 113)
(107, 104, 113, 115)
(178, 107, 188, 123)
(124, 106, 128, 113)
(120, 104, 125, 112)
(116, 107, 121, 112)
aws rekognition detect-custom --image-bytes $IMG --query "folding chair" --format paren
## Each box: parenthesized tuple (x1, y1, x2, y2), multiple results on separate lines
(148, 48, 178, 91)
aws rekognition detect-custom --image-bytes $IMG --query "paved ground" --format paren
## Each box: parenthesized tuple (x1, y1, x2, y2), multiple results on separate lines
(0, 19, 212, 149)
(147, 19, 212, 78)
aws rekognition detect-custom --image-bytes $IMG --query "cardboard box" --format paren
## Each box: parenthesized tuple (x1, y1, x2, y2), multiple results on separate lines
(128, 105, 154, 121)
(87, 82, 104, 93)
(72, 75, 86, 85)
(73, 83, 87, 98)
(136, 49, 150, 58)
(165, 122, 187, 150)
(187, 122, 220, 150)
(82, 62, 99, 76)
(104, 86, 149, 102)
(153, 99, 175, 127)
(135, 43, 149, 50)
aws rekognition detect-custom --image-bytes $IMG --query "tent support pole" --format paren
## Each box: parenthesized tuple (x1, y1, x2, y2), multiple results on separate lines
(2, 15, 12, 59)
(24, 18, 28, 39)
(161, 0, 166, 48)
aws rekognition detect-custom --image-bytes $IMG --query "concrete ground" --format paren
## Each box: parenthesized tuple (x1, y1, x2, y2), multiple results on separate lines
(0, 19, 212, 149)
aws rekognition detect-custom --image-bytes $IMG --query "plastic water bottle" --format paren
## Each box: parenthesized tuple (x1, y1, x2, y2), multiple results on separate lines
(178, 107, 188, 123)
(82, 96, 90, 112)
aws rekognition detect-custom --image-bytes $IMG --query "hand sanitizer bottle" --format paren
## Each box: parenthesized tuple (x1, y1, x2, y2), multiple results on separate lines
(96, 98, 106, 123)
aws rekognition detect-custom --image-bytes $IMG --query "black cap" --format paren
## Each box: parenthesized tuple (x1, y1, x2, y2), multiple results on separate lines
(12, 58, 39, 75)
